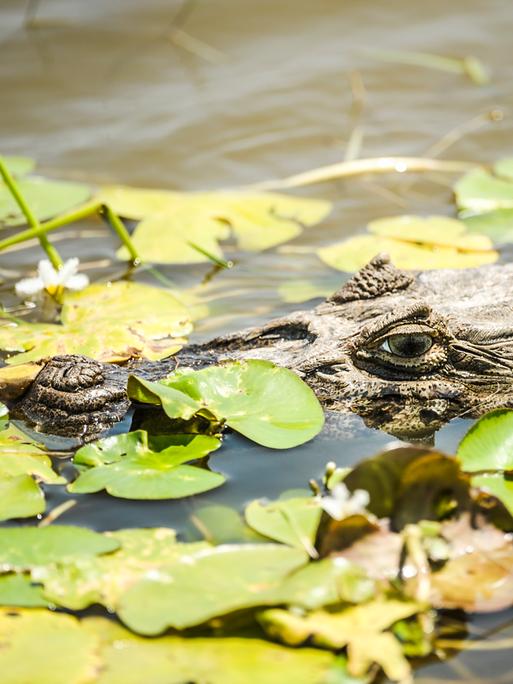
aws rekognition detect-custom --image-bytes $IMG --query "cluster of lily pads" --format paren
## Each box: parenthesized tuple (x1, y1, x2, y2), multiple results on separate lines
(3, 154, 513, 682)
(1, 410, 513, 682)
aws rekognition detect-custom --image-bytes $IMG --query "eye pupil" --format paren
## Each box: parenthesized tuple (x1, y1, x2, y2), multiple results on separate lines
(386, 333, 433, 357)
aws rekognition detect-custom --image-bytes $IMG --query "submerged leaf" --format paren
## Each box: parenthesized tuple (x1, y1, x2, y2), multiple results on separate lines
(129, 360, 324, 449)
(69, 430, 224, 499)
(96, 185, 332, 264)
(0, 281, 192, 364)
(0, 177, 90, 227)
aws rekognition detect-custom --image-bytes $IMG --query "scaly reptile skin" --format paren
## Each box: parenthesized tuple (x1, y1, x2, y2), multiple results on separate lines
(10, 255, 513, 441)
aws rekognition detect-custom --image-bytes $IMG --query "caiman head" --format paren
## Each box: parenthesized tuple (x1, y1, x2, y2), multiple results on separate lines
(5, 254, 513, 442)
(204, 255, 513, 440)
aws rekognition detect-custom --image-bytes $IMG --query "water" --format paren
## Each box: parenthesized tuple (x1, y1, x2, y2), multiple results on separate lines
(1, 0, 513, 680)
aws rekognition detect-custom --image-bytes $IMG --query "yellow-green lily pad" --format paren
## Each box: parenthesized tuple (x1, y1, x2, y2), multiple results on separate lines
(95, 185, 332, 264)
(0, 281, 192, 364)
(318, 234, 497, 272)
(0, 177, 91, 228)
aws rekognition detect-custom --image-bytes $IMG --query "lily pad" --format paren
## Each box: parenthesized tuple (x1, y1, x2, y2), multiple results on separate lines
(0, 474, 45, 520)
(69, 430, 224, 499)
(129, 360, 325, 449)
(0, 526, 119, 570)
(0, 574, 48, 607)
(96, 185, 332, 264)
(117, 544, 307, 634)
(454, 167, 513, 213)
(0, 177, 91, 227)
(463, 208, 513, 243)
(0, 609, 99, 684)
(34, 528, 209, 611)
(1, 156, 35, 177)
(457, 409, 513, 472)
(85, 616, 359, 684)
(0, 421, 64, 484)
(0, 281, 192, 364)
(259, 598, 422, 681)
(368, 215, 493, 250)
(245, 496, 322, 554)
(317, 233, 497, 273)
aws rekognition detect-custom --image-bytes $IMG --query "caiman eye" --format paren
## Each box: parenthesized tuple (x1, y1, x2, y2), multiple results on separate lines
(380, 333, 433, 358)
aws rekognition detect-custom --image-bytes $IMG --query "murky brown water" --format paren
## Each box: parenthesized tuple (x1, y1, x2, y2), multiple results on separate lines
(1, 1, 513, 681)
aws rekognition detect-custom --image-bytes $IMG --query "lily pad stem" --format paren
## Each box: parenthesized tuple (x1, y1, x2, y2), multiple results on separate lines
(0, 156, 63, 269)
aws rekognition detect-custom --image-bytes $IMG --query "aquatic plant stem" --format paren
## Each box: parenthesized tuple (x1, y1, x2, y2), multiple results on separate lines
(99, 204, 141, 265)
(246, 156, 480, 191)
(0, 199, 141, 266)
(0, 156, 63, 269)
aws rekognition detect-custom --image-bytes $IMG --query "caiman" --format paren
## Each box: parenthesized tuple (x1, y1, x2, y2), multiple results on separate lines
(5, 254, 513, 442)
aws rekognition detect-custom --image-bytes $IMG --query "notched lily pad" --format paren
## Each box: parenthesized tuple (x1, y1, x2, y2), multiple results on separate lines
(96, 185, 332, 264)
(318, 215, 497, 272)
(69, 430, 224, 499)
(129, 359, 325, 449)
(259, 598, 422, 682)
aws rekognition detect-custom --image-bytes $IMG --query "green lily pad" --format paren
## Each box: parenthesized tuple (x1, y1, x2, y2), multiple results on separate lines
(0, 574, 49, 607)
(69, 430, 223, 499)
(278, 278, 337, 304)
(34, 528, 209, 611)
(0, 609, 99, 684)
(84, 616, 359, 684)
(463, 208, 513, 243)
(317, 233, 497, 273)
(259, 598, 422, 681)
(270, 557, 375, 609)
(117, 544, 307, 634)
(457, 409, 513, 472)
(129, 360, 325, 449)
(245, 496, 322, 554)
(1, 156, 35, 177)
(454, 167, 513, 213)
(0, 474, 45, 520)
(0, 421, 64, 521)
(0, 281, 192, 364)
(0, 177, 91, 228)
(188, 504, 266, 544)
(0, 526, 119, 570)
(95, 185, 332, 264)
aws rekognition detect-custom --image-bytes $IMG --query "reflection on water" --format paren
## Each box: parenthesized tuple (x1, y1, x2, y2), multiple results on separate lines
(1, 0, 513, 680)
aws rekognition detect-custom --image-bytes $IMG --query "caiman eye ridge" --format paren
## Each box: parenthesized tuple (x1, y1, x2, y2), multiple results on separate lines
(380, 333, 434, 358)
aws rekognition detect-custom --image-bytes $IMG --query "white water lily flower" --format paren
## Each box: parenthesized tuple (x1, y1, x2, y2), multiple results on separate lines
(319, 483, 370, 521)
(15, 258, 89, 298)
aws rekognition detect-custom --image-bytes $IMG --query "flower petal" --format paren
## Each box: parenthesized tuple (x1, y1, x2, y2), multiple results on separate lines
(15, 277, 44, 297)
(37, 260, 59, 288)
(65, 274, 89, 291)
(58, 257, 80, 284)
